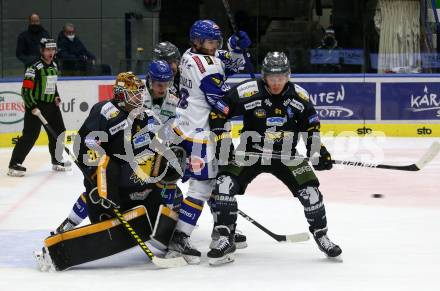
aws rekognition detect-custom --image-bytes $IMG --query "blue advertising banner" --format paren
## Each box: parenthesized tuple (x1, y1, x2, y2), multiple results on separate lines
(381, 83, 440, 120)
(296, 82, 376, 120)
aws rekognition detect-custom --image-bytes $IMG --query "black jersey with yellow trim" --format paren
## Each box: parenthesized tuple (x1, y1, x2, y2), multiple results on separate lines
(223, 78, 321, 155)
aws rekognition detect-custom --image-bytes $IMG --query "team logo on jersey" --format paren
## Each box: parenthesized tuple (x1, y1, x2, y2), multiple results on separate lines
(290, 99, 305, 112)
(275, 108, 283, 115)
(211, 76, 222, 86)
(192, 56, 206, 73)
(287, 106, 294, 118)
(133, 132, 151, 149)
(244, 100, 262, 110)
(101, 102, 120, 120)
(308, 114, 320, 124)
(204, 56, 214, 65)
(294, 84, 310, 101)
(266, 116, 287, 127)
(237, 81, 259, 98)
(24, 68, 35, 78)
(109, 120, 128, 135)
(254, 108, 266, 118)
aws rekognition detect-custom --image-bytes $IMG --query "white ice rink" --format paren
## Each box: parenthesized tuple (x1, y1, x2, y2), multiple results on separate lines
(0, 137, 439, 291)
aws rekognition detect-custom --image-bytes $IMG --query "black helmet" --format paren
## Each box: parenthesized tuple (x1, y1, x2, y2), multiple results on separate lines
(152, 41, 181, 62)
(261, 51, 290, 78)
(40, 38, 57, 50)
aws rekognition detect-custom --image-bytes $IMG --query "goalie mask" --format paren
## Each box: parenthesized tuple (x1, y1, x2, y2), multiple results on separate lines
(113, 72, 146, 108)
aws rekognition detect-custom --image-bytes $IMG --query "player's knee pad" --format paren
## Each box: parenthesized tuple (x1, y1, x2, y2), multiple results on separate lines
(210, 192, 237, 226)
(150, 205, 179, 250)
(210, 174, 240, 225)
(296, 186, 327, 230)
(296, 186, 324, 208)
(215, 174, 240, 196)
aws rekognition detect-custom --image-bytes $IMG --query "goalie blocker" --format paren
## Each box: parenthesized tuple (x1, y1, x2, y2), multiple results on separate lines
(36, 205, 179, 271)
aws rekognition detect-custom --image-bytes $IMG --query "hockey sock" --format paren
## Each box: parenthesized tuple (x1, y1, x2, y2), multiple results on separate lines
(68, 193, 88, 225)
(176, 196, 204, 235)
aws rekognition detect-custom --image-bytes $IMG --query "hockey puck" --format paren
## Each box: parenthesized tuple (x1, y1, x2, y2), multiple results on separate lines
(372, 193, 384, 198)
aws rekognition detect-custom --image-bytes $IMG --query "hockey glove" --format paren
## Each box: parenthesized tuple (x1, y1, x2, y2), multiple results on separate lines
(311, 145, 333, 171)
(88, 187, 119, 209)
(227, 31, 251, 53)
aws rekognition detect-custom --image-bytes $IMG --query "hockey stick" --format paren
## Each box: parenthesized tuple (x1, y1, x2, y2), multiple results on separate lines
(238, 209, 310, 243)
(235, 141, 440, 171)
(32, 108, 187, 268)
(221, 0, 255, 78)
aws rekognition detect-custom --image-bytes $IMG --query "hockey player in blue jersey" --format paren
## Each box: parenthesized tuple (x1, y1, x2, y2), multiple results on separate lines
(166, 19, 251, 264)
(152, 41, 181, 96)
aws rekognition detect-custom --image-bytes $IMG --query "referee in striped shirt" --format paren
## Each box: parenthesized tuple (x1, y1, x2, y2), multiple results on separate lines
(8, 38, 71, 177)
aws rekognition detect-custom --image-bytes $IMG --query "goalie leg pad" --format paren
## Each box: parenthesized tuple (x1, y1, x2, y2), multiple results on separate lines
(42, 205, 152, 271)
(149, 205, 179, 250)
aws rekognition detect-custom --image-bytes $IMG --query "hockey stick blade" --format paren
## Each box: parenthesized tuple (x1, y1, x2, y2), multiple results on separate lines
(152, 256, 188, 268)
(285, 232, 310, 243)
(415, 141, 440, 170)
(238, 209, 309, 243)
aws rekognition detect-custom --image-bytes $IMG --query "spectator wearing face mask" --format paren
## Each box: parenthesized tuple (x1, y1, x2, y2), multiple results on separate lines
(57, 23, 96, 75)
(16, 13, 51, 68)
(314, 28, 342, 73)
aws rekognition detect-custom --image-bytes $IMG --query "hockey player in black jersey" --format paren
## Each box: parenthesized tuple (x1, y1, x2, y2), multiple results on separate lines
(34, 72, 185, 271)
(54, 62, 182, 234)
(207, 52, 342, 265)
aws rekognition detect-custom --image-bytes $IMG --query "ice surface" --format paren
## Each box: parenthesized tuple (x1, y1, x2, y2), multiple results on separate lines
(0, 137, 439, 291)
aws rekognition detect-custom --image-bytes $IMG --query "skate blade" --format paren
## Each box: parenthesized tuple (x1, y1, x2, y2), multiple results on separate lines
(166, 250, 200, 265)
(152, 256, 188, 268)
(7, 169, 25, 177)
(52, 165, 72, 172)
(235, 241, 248, 249)
(208, 253, 235, 266)
(327, 255, 343, 262)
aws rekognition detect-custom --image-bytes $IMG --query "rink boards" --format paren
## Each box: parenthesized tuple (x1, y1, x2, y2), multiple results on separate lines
(1, 74, 440, 147)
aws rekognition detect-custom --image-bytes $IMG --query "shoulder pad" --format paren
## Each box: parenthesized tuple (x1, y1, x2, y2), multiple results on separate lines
(100, 101, 121, 120)
(294, 84, 310, 101)
(236, 80, 259, 98)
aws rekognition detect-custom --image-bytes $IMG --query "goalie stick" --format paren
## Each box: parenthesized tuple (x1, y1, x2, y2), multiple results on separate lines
(235, 141, 440, 171)
(32, 108, 187, 268)
(238, 209, 310, 243)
